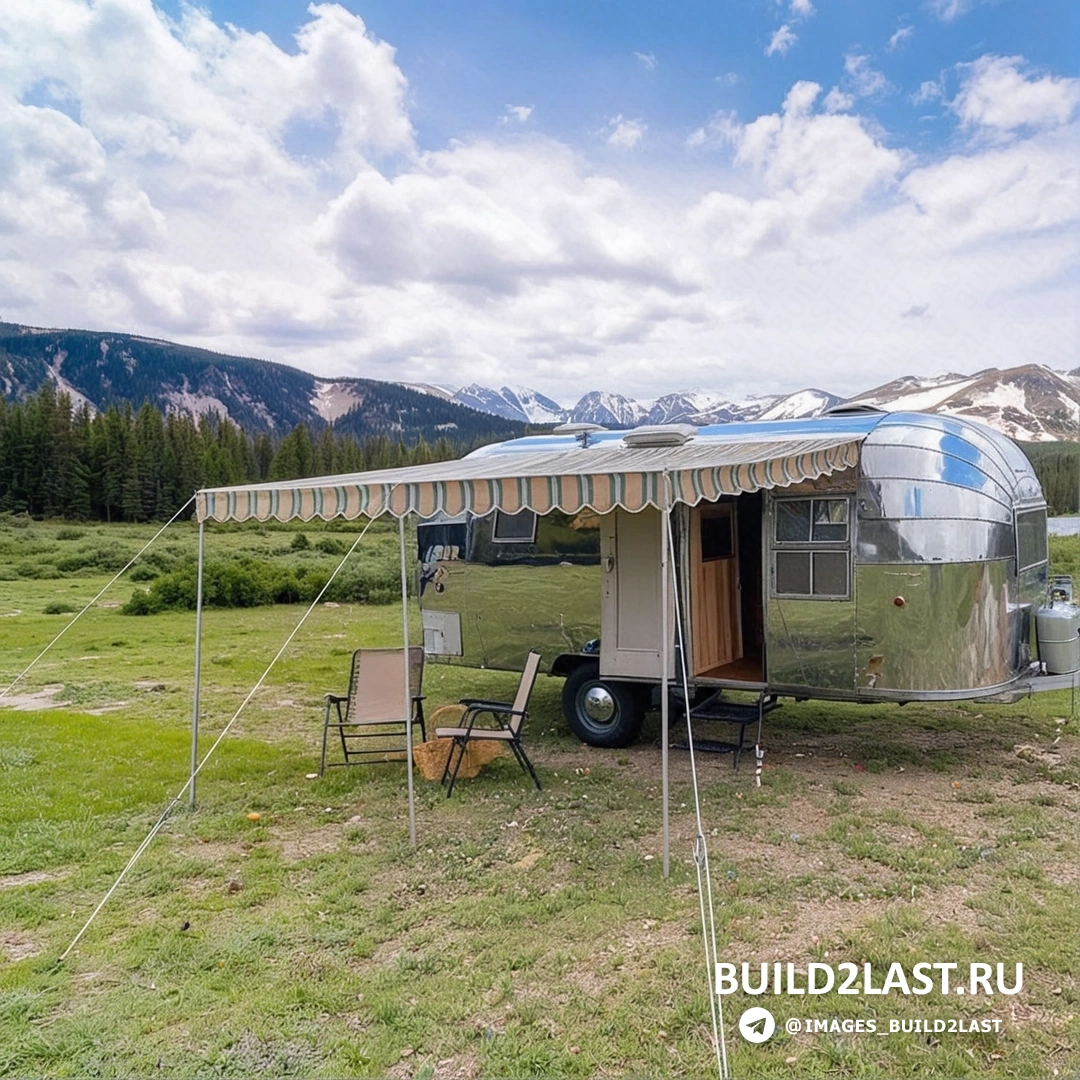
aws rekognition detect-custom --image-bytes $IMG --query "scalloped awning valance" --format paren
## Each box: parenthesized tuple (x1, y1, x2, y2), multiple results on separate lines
(195, 434, 864, 524)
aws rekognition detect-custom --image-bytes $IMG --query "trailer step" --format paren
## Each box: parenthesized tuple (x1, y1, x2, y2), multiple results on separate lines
(675, 692, 780, 769)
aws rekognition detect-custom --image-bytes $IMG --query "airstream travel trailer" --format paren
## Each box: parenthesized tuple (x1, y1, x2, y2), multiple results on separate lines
(415, 411, 1052, 747)
(196, 409, 1057, 752)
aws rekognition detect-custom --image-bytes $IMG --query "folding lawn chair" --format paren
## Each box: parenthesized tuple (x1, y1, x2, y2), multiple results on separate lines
(320, 646, 425, 774)
(435, 650, 542, 796)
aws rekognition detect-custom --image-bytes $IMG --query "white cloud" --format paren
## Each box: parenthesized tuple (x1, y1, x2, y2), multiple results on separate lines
(823, 88, 854, 113)
(913, 79, 944, 105)
(0, 5, 1075, 403)
(790, 0, 815, 18)
(765, 25, 797, 57)
(633, 51, 657, 71)
(606, 116, 647, 150)
(951, 55, 1080, 133)
(887, 26, 914, 51)
(687, 110, 740, 149)
(844, 53, 891, 98)
(926, 0, 974, 20)
(501, 104, 533, 124)
(715, 72, 741, 86)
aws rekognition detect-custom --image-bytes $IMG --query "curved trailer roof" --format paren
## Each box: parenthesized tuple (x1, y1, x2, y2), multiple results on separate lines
(195, 411, 1040, 524)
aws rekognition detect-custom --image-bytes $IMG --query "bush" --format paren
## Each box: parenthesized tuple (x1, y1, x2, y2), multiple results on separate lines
(56, 528, 85, 541)
(289, 533, 310, 551)
(315, 536, 346, 555)
(55, 545, 133, 574)
(324, 563, 401, 605)
(43, 602, 78, 614)
(119, 553, 403, 612)
(122, 589, 163, 616)
(128, 565, 159, 582)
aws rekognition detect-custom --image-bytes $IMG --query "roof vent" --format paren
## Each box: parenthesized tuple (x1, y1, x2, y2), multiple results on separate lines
(622, 424, 697, 448)
(553, 421, 606, 448)
(825, 402, 887, 415)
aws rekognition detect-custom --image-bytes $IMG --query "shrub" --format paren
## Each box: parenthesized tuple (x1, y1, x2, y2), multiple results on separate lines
(315, 536, 346, 555)
(56, 528, 85, 541)
(289, 533, 310, 551)
(43, 602, 78, 614)
(121, 555, 403, 612)
(56, 545, 133, 573)
(128, 565, 159, 582)
(122, 589, 163, 616)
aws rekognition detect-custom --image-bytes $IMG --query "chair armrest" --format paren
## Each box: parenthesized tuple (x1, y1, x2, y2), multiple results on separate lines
(324, 693, 347, 704)
(459, 697, 511, 710)
(460, 703, 525, 733)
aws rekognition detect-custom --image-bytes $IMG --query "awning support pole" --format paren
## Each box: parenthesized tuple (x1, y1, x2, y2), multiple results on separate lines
(661, 474, 670, 879)
(189, 520, 205, 810)
(400, 515, 417, 849)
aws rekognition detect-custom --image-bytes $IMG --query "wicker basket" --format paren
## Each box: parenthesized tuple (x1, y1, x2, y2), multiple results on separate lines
(412, 705, 505, 781)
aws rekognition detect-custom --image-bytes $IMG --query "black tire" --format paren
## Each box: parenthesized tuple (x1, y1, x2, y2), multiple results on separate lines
(561, 663, 645, 748)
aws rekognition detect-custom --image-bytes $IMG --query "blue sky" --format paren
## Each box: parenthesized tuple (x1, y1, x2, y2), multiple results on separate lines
(1, 0, 1078, 404)
(157, 0, 1078, 154)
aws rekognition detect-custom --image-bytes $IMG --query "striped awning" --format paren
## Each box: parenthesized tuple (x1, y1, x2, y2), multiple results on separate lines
(195, 434, 863, 523)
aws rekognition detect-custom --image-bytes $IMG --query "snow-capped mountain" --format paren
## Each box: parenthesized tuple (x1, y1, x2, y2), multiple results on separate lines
(644, 390, 743, 426)
(758, 389, 843, 421)
(846, 365, 1080, 442)
(570, 391, 649, 427)
(452, 384, 568, 424)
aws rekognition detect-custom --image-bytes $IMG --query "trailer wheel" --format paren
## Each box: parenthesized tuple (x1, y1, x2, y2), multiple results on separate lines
(562, 663, 645, 748)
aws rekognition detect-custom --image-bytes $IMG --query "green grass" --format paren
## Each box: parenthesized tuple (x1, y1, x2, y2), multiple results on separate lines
(0, 519, 1077, 1077)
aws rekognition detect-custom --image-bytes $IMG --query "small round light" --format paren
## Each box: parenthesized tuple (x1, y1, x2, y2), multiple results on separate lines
(893, 596, 905, 608)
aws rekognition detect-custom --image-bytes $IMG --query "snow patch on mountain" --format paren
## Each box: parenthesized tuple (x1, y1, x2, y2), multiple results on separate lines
(503, 384, 568, 424)
(758, 389, 843, 421)
(312, 380, 366, 423)
(571, 391, 649, 427)
(401, 383, 457, 402)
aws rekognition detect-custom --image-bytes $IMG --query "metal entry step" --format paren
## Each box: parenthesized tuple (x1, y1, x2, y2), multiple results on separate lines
(673, 691, 780, 769)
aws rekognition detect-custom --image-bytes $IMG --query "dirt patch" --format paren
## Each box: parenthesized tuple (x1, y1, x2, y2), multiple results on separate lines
(0, 931, 42, 962)
(0, 685, 65, 711)
(387, 1050, 480, 1080)
(0, 868, 70, 889)
(276, 822, 348, 863)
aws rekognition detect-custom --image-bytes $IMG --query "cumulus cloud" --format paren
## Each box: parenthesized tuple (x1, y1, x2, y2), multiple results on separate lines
(789, 0, 815, 18)
(823, 88, 855, 113)
(687, 110, 740, 149)
(606, 116, 647, 149)
(0, 3, 1075, 403)
(887, 26, 914, 51)
(913, 79, 945, 105)
(501, 104, 533, 124)
(765, 25, 797, 57)
(926, 0, 974, 20)
(844, 53, 891, 98)
(951, 55, 1080, 133)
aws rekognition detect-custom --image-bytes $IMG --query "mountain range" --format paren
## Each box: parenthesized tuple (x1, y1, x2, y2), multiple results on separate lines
(2, 321, 1079, 444)
(434, 368, 1080, 443)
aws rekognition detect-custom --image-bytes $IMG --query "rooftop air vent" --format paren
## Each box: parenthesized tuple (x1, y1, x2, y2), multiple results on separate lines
(553, 422, 606, 448)
(824, 402, 887, 415)
(621, 424, 697, 448)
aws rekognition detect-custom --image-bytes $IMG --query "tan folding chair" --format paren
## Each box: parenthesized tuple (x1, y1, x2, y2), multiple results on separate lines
(436, 650, 542, 796)
(320, 647, 425, 774)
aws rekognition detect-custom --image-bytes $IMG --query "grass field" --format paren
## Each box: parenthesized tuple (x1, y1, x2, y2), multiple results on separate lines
(1, 517, 1078, 1078)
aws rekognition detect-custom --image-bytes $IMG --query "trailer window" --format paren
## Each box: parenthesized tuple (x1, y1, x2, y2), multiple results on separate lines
(772, 496, 851, 599)
(492, 509, 538, 543)
(1016, 509, 1047, 571)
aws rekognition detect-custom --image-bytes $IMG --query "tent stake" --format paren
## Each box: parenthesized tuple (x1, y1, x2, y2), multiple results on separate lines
(190, 519, 205, 810)
(661, 475, 670, 879)
(400, 515, 417, 849)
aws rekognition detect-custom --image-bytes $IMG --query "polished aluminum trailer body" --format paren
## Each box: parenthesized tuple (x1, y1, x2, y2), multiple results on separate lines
(417, 412, 1049, 743)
